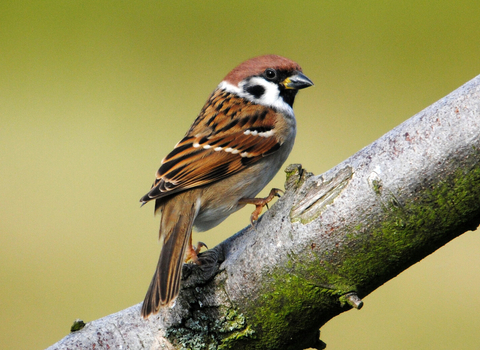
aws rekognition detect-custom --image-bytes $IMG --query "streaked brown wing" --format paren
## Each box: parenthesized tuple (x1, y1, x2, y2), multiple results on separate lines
(140, 89, 282, 203)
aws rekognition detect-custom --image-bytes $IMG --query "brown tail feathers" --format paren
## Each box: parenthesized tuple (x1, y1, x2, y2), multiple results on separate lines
(141, 192, 199, 318)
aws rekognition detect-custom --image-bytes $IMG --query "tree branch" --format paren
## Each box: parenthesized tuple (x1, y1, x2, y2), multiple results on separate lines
(47, 75, 480, 350)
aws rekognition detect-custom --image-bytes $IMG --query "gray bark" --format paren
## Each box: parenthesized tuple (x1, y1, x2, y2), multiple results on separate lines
(47, 75, 480, 350)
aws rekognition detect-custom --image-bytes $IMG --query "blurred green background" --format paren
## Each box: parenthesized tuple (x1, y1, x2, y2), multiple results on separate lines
(1, 1, 479, 349)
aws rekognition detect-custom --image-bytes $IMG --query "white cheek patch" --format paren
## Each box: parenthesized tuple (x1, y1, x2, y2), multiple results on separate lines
(218, 80, 294, 117)
(243, 77, 279, 104)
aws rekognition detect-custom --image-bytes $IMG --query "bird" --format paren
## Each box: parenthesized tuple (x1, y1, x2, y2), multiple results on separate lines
(140, 55, 313, 317)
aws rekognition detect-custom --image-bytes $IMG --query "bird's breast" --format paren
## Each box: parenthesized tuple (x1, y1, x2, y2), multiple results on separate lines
(193, 126, 296, 232)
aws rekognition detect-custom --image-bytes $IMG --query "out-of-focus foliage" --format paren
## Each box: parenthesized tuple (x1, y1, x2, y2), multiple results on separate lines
(1, 1, 479, 349)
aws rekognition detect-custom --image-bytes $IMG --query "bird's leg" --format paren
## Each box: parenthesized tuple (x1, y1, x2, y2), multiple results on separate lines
(185, 234, 208, 265)
(238, 188, 284, 226)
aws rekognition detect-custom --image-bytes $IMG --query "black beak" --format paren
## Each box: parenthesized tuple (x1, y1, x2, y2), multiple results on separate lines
(283, 72, 314, 90)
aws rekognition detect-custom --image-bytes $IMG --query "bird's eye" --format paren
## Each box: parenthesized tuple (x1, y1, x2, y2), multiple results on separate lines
(264, 68, 277, 80)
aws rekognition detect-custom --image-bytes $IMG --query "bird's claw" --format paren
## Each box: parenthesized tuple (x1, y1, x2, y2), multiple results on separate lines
(185, 241, 208, 265)
(239, 188, 284, 226)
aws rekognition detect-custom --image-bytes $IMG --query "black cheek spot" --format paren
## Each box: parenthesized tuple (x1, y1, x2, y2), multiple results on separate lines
(245, 85, 265, 99)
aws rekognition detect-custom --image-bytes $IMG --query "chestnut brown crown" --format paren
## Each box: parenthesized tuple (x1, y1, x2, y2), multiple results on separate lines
(223, 54, 303, 86)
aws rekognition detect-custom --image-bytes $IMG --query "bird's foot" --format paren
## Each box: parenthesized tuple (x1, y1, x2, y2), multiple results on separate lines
(239, 188, 283, 225)
(185, 241, 208, 264)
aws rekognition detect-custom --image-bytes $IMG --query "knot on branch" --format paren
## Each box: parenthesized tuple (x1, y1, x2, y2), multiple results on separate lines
(285, 163, 313, 191)
(290, 166, 353, 224)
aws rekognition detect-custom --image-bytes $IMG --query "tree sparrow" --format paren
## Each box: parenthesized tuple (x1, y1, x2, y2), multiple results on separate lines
(140, 55, 313, 317)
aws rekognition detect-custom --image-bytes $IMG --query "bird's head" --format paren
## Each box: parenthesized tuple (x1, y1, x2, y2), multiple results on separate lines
(218, 54, 313, 115)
